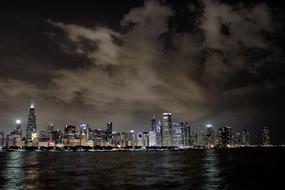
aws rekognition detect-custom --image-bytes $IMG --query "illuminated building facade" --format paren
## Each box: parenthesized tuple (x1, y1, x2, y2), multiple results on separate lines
(26, 102, 37, 142)
(181, 122, 191, 148)
(106, 122, 112, 142)
(172, 123, 182, 147)
(162, 113, 172, 147)
(149, 131, 157, 146)
(241, 130, 250, 145)
(262, 127, 271, 145)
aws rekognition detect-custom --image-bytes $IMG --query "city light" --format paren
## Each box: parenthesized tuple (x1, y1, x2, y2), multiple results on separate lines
(206, 124, 212, 128)
(16, 119, 21, 124)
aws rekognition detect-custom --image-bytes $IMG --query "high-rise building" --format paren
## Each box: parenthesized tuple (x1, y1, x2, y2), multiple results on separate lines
(26, 102, 37, 142)
(11, 120, 23, 139)
(162, 113, 173, 147)
(47, 122, 54, 140)
(64, 125, 76, 144)
(156, 120, 162, 146)
(39, 131, 49, 142)
(148, 131, 157, 147)
(241, 130, 250, 145)
(151, 114, 156, 131)
(262, 127, 271, 145)
(181, 122, 191, 148)
(217, 127, 232, 148)
(172, 123, 182, 147)
(51, 130, 63, 144)
(205, 124, 214, 148)
(0, 131, 4, 148)
(80, 123, 89, 140)
(106, 122, 112, 141)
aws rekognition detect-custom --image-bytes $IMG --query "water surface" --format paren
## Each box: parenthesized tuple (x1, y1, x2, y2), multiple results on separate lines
(0, 148, 283, 189)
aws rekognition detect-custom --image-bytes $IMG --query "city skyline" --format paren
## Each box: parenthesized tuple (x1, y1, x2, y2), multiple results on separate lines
(0, 101, 274, 148)
(0, 0, 285, 144)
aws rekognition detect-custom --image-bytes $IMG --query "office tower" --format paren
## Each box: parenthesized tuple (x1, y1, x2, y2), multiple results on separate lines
(51, 130, 63, 144)
(26, 102, 37, 142)
(241, 130, 250, 145)
(172, 123, 182, 147)
(39, 131, 49, 142)
(217, 127, 232, 148)
(64, 125, 76, 144)
(11, 120, 23, 139)
(142, 132, 149, 147)
(181, 122, 191, 148)
(47, 122, 54, 140)
(262, 127, 271, 145)
(151, 114, 156, 131)
(126, 130, 135, 147)
(112, 132, 121, 147)
(80, 123, 89, 140)
(0, 131, 4, 148)
(205, 124, 214, 148)
(162, 113, 173, 147)
(137, 132, 144, 146)
(121, 132, 126, 147)
(156, 120, 162, 146)
(149, 131, 157, 147)
(232, 132, 241, 146)
(106, 122, 112, 141)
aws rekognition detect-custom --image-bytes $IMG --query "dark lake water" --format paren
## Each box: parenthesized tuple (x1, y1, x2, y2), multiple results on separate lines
(0, 148, 284, 189)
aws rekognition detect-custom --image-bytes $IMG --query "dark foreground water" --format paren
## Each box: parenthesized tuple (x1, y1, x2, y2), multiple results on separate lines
(0, 148, 284, 190)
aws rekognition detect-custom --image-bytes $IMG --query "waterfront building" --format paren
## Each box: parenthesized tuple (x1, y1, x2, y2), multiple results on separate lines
(39, 131, 49, 142)
(143, 132, 149, 147)
(0, 131, 4, 148)
(156, 120, 162, 146)
(162, 113, 173, 147)
(149, 131, 157, 147)
(47, 122, 54, 140)
(217, 127, 232, 148)
(64, 125, 76, 144)
(241, 130, 250, 145)
(205, 124, 215, 148)
(172, 123, 182, 147)
(51, 130, 63, 144)
(26, 102, 37, 143)
(106, 122, 112, 142)
(262, 127, 271, 145)
(151, 114, 156, 131)
(80, 123, 89, 142)
(181, 122, 191, 148)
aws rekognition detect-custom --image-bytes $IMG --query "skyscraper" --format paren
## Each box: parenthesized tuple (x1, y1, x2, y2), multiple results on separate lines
(26, 102, 37, 142)
(181, 122, 191, 148)
(172, 123, 182, 147)
(217, 127, 232, 148)
(106, 122, 112, 141)
(0, 131, 4, 148)
(64, 125, 76, 144)
(156, 120, 162, 146)
(262, 127, 271, 145)
(47, 122, 54, 140)
(241, 130, 250, 145)
(151, 114, 156, 131)
(162, 113, 172, 147)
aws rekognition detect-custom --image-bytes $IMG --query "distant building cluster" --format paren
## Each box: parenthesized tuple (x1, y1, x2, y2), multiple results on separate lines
(0, 102, 273, 149)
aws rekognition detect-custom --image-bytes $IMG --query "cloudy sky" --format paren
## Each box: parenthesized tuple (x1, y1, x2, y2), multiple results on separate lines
(0, 0, 284, 143)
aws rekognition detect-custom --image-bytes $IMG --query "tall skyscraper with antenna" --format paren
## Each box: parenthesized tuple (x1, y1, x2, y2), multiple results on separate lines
(26, 101, 37, 142)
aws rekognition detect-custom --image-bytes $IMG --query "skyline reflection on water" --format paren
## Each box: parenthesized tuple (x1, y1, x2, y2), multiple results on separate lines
(0, 149, 284, 189)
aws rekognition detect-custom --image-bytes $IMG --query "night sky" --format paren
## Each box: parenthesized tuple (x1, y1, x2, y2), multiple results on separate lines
(0, 0, 285, 144)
